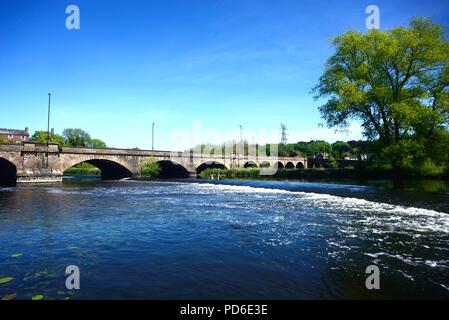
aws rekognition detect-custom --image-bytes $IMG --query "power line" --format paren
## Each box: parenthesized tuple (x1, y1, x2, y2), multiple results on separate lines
(280, 123, 288, 144)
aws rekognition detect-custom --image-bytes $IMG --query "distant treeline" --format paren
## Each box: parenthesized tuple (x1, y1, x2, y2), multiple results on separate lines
(30, 128, 107, 149)
(199, 166, 449, 181)
(190, 140, 363, 159)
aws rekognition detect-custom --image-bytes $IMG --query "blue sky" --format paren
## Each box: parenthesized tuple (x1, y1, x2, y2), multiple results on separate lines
(1, 0, 448, 150)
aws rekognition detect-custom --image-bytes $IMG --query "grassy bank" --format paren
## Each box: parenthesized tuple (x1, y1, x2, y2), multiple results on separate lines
(199, 167, 449, 181)
(64, 163, 101, 176)
(139, 158, 161, 179)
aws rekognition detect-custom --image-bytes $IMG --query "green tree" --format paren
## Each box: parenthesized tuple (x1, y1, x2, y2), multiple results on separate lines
(304, 140, 332, 157)
(30, 131, 65, 148)
(88, 138, 107, 148)
(313, 18, 449, 170)
(63, 128, 91, 147)
(331, 141, 351, 159)
(0, 137, 10, 144)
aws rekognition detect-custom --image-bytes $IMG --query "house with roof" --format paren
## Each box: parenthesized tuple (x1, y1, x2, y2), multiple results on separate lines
(0, 127, 30, 144)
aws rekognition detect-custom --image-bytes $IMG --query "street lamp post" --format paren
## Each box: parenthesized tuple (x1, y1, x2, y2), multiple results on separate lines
(47, 93, 51, 146)
(152, 122, 155, 150)
(239, 125, 243, 167)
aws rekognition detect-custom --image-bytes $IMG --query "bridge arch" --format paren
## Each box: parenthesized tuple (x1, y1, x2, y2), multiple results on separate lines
(64, 159, 133, 180)
(196, 161, 227, 174)
(0, 157, 17, 185)
(296, 162, 304, 169)
(157, 160, 190, 178)
(285, 162, 295, 169)
(243, 161, 258, 168)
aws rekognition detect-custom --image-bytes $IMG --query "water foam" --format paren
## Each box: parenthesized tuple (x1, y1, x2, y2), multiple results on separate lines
(189, 182, 449, 233)
(43, 181, 449, 234)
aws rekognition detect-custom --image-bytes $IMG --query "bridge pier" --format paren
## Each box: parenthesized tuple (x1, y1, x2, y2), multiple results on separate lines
(188, 170, 197, 178)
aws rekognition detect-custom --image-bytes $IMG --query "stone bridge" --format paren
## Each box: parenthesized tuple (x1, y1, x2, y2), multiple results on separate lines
(0, 142, 308, 183)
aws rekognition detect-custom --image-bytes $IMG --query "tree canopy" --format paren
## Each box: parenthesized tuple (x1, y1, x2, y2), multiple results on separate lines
(63, 128, 91, 147)
(30, 131, 65, 148)
(0, 137, 10, 144)
(28, 128, 108, 149)
(331, 141, 352, 159)
(190, 139, 361, 160)
(88, 138, 107, 148)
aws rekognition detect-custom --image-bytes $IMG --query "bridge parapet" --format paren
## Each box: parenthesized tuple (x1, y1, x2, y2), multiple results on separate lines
(0, 144, 24, 152)
(0, 142, 60, 153)
(62, 146, 173, 157)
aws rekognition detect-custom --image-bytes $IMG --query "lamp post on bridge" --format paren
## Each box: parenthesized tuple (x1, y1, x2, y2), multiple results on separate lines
(47, 93, 51, 147)
(239, 125, 243, 168)
(152, 122, 155, 150)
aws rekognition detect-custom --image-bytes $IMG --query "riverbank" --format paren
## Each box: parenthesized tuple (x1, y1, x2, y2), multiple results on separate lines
(63, 163, 101, 176)
(64, 168, 101, 176)
(199, 167, 449, 181)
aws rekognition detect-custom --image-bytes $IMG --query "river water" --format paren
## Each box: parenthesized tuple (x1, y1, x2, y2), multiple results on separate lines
(0, 178, 448, 299)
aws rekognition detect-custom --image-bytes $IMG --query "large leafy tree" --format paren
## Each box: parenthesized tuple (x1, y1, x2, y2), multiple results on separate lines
(62, 128, 91, 147)
(88, 138, 107, 148)
(294, 140, 332, 157)
(313, 18, 449, 169)
(331, 141, 351, 159)
(30, 131, 65, 148)
(29, 129, 109, 149)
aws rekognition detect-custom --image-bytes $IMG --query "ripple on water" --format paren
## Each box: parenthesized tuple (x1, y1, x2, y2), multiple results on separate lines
(2, 180, 447, 299)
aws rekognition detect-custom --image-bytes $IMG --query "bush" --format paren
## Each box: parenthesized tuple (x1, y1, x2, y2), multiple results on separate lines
(0, 137, 11, 144)
(198, 166, 447, 181)
(415, 159, 445, 177)
(380, 139, 426, 170)
(64, 162, 101, 176)
(140, 158, 161, 178)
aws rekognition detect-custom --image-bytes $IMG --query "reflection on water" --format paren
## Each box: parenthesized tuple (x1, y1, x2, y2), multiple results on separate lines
(332, 179, 449, 194)
(0, 179, 448, 299)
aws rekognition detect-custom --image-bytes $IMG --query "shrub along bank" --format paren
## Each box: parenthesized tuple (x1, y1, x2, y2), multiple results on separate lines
(199, 167, 449, 181)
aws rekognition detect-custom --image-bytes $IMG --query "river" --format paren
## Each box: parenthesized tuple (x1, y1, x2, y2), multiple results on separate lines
(0, 178, 448, 299)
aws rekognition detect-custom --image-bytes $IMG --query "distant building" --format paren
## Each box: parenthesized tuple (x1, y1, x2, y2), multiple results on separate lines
(0, 127, 30, 144)
(314, 152, 329, 159)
